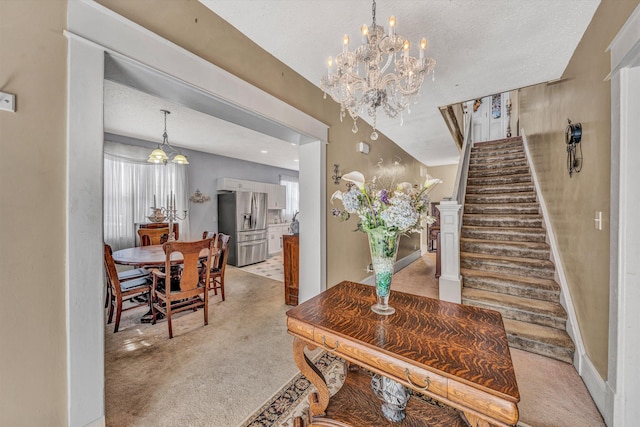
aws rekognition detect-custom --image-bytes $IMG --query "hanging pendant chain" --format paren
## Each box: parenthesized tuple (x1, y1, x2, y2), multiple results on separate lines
(372, 0, 376, 28)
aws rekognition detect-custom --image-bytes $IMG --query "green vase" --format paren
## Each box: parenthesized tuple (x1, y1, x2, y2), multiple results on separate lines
(367, 227, 401, 315)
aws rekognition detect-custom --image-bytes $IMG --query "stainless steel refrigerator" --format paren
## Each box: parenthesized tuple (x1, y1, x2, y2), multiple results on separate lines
(217, 192, 268, 267)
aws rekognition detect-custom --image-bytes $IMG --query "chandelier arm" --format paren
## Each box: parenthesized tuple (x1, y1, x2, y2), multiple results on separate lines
(379, 53, 395, 75)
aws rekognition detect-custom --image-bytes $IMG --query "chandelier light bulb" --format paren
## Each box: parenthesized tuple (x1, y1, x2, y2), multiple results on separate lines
(388, 16, 396, 35)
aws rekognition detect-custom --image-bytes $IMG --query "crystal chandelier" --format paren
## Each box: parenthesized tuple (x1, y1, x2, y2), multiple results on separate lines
(321, 0, 436, 140)
(147, 109, 189, 165)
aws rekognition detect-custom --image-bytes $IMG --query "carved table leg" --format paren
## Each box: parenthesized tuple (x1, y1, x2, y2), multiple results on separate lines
(292, 337, 330, 417)
(462, 411, 491, 427)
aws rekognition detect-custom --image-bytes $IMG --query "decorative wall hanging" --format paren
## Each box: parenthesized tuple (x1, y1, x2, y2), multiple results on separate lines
(189, 189, 211, 204)
(491, 94, 501, 119)
(565, 119, 583, 177)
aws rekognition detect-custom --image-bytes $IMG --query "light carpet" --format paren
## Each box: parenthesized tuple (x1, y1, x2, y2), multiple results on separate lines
(106, 253, 605, 427)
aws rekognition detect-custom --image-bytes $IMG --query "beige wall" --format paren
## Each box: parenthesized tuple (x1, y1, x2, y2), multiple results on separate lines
(94, 0, 426, 288)
(0, 1, 68, 425)
(427, 164, 458, 204)
(518, 0, 639, 379)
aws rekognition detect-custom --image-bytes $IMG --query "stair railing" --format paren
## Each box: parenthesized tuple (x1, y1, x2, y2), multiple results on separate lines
(437, 112, 473, 303)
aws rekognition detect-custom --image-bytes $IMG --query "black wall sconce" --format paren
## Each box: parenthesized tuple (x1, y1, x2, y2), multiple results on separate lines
(332, 164, 342, 184)
(566, 119, 583, 177)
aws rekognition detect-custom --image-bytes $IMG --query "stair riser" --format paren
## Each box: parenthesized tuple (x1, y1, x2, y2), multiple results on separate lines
(466, 184, 535, 194)
(470, 152, 526, 163)
(469, 159, 528, 171)
(467, 175, 532, 186)
(463, 216, 543, 228)
(466, 193, 537, 204)
(462, 298, 566, 329)
(464, 205, 539, 215)
(460, 258, 555, 280)
(468, 166, 530, 178)
(471, 147, 524, 158)
(462, 276, 560, 302)
(462, 228, 547, 242)
(507, 335, 574, 364)
(461, 241, 550, 260)
(473, 140, 523, 151)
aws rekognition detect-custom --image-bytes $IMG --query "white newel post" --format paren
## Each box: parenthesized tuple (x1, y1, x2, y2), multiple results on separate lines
(437, 201, 463, 303)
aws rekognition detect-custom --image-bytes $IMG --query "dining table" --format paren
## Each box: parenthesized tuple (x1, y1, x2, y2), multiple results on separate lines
(112, 244, 214, 267)
(112, 243, 217, 323)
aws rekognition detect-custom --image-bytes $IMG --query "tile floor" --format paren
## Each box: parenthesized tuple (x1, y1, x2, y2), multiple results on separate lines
(240, 253, 284, 282)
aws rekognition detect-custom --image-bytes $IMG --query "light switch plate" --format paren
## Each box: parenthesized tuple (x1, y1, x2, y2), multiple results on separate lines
(0, 92, 16, 112)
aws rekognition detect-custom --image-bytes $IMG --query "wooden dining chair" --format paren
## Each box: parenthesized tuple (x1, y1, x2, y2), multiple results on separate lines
(138, 227, 169, 246)
(202, 231, 216, 240)
(150, 238, 215, 338)
(209, 233, 231, 301)
(104, 244, 151, 333)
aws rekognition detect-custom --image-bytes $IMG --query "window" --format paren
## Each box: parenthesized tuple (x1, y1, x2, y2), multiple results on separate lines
(280, 174, 299, 219)
(103, 142, 189, 250)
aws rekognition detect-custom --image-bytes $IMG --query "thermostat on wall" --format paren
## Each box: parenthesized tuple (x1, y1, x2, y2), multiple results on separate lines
(357, 141, 370, 154)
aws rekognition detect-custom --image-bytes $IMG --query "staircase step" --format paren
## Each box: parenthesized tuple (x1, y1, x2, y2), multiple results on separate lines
(503, 318, 575, 364)
(470, 151, 526, 164)
(464, 203, 539, 215)
(467, 173, 532, 187)
(461, 238, 550, 260)
(472, 138, 523, 151)
(465, 192, 537, 204)
(462, 226, 547, 242)
(466, 182, 535, 194)
(468, 158, 528, 171)
(462, 288, 567, 329)
(460, 268, 560, 302)
(463, 214, 543, 228)
(460, 252, 555, 280)
(467, 164, 530, 178)
(471, 145, 525, 158)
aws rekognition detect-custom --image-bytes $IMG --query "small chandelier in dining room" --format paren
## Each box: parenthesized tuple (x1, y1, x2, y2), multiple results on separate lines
(321, 0, 436, 140)
(147, 109, 189, 164)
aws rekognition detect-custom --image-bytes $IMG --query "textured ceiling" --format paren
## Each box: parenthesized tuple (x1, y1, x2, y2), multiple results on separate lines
(201, 0, 600, 166)
(104, 1, 600, 170)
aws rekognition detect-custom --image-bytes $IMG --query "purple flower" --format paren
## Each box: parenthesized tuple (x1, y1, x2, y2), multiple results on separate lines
(380, 189, 389, 205)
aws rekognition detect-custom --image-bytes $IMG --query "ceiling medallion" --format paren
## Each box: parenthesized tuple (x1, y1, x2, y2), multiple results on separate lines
(321, 0, 436, 140)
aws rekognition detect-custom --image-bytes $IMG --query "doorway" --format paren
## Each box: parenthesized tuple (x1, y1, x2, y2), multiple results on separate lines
(66, 2, 327, 424)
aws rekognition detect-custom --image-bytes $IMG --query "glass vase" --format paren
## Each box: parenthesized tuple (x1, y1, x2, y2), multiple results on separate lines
(367, 227, 401, 315)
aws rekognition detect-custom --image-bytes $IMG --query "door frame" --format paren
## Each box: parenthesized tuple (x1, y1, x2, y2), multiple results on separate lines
(66, 1, 327, 425)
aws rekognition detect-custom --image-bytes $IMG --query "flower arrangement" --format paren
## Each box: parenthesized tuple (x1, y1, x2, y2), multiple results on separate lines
(330, 166, 442, 236)
(331, 163, 442, 315)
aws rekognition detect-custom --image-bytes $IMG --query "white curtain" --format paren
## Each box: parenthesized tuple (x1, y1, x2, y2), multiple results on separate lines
(104, 142, 190, 251)
(280, 174, 299, 219)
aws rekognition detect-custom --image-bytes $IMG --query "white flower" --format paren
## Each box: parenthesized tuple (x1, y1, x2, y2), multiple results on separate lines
(330, 190, 343, 204)
(342, 171, 366, 190)
(396, 182, 413, 193)
(423, 174, 443, 189)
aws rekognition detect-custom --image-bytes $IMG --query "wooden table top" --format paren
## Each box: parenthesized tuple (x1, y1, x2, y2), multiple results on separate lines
(112, 244, 211, 266)
(286, 281, 520, 403)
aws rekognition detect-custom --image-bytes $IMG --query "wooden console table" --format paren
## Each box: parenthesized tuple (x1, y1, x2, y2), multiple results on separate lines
(286, 281, 519, 427)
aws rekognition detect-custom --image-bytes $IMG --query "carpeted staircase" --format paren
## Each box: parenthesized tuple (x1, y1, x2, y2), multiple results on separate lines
(461, 137, 575, 364)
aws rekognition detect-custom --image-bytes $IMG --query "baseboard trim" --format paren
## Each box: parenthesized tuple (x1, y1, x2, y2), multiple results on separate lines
(83, 415, 105, 427)
(578, 351, 608, 423)
(360, 250, 421, 286)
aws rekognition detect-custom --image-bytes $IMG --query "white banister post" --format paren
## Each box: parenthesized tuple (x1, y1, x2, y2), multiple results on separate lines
(437, 201, 462, 303)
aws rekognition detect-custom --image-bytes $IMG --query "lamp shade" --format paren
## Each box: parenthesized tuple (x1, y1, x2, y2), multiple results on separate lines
(172, 154, 189, 165)
(147, 148, 169, 163)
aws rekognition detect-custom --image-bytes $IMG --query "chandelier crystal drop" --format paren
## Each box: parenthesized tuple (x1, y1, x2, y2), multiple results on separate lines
(321, 0, 436, 140)
(147, 109, 189, 165)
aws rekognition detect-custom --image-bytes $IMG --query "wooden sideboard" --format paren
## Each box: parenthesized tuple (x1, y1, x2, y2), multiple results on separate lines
(286, 281, 520, 426)
(283, 234, 299, 306)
